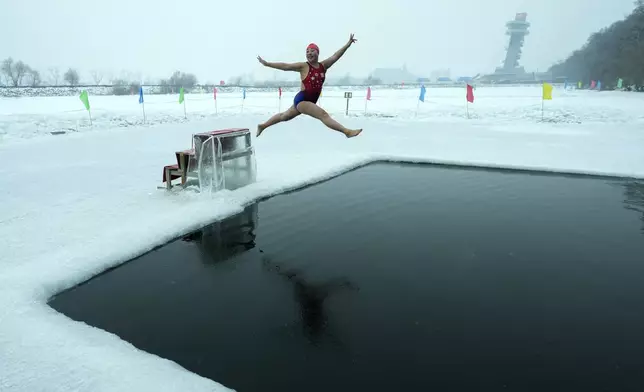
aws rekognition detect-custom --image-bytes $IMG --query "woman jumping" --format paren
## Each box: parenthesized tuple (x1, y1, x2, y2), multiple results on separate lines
(256, 34, 363, 138)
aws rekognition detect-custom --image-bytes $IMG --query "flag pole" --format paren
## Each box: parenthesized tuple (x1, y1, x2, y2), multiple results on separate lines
(541, 97, 544, 121)
(214, 87, 218, 115)
(466, 84, 470, 119)
(241, 88, 245, 113)
(183, 99, 187, 119)
(88, 108, 93, 126)
(139, 87, 146, 123)
(415, 100, 420, 117)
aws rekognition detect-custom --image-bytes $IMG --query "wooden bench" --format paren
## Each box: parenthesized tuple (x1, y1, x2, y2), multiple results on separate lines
(162, 148, 195, 190)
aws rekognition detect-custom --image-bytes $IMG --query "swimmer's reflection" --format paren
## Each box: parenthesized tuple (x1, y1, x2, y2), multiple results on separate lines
(261, 254, 358, 345)
(182, 204, 258, 264)
(622, 181, 644, 233)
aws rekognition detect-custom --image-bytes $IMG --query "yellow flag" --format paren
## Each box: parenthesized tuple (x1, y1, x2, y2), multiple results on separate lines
(542, 83, 553, 100)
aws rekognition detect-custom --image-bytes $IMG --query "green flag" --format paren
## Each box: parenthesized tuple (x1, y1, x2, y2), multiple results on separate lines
(79, 90, 90, 111)
(617, 78, 623, 89)
(578, 81, 582, 89)
(179, 87, 185, 104)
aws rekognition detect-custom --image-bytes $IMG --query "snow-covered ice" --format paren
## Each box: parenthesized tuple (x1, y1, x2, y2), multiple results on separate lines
(1, 86, 644, 391)
(2, 85, 643, 140)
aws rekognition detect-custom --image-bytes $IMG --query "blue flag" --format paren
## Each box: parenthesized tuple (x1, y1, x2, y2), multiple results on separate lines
(597, 81, 602, 91)
(419, 85, 426, 102)
(242, 88, 246, 100)
(139, 87, 144, 104)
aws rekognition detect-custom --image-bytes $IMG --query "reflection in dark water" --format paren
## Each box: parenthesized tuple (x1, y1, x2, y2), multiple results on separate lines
(261, 255, 358, 346)
(181, 204, 258, 264)
(622, 181, 644, 232)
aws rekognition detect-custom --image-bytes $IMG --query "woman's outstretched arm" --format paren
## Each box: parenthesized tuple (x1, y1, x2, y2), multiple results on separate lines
(257, 56, 304, 71)
(321, 34, 357, 69)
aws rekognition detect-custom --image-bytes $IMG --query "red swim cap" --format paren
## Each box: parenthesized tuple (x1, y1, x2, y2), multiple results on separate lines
(307, 43, 319, 53)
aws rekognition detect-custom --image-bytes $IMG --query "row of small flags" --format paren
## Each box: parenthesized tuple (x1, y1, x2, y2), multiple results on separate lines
(75, 78, 616, 124)
(78, 76, 625, 111)
(566, 78, 626, 90)
(73, 84, 499, 123)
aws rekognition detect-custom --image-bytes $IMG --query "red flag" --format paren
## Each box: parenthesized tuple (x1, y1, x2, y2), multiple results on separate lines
(278, 87, 282, 98)
(366, 86, 372, 101)
(213, 87, 217, 100)
(466, 84, 474, 103)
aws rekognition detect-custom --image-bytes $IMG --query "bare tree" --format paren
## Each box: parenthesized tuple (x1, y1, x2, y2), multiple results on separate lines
(64, 68, 80, 86)
(0, 61, 7, 86)
(90, 70, 103, 85)
(48, 67, 61, 85)
(1, 58, 30, 86)
(28, 69, 41, 86)
(13, 61, 29, 86)
(2, 58, 16, 86)
(118, 70, 133, 82)
(131, 71, 142, 84)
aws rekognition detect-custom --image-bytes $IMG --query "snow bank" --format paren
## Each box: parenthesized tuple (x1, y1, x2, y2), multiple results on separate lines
(1, 89, 644, 391)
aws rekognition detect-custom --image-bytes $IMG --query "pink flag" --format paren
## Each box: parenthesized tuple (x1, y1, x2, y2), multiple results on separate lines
(466, 84, 474, 103)
(213, 87, 217, 100)
(366, 86, 372, 101)
(590, 80, 597, 89)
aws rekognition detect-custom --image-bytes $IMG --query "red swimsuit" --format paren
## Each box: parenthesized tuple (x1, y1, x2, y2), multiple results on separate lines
(294, 62, 326, 108)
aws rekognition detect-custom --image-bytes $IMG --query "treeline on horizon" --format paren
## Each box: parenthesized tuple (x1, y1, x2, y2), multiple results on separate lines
(1, 54, 384, 94)
(0, 63, 384, 93)
(549, 1, 644, 90)
(0, 61, 203, 96)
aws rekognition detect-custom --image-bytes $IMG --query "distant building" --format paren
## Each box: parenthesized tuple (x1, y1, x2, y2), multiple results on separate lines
(478, 13, 553, 83)
(430, 69, 451, 82)
(371, 65, 418, 84)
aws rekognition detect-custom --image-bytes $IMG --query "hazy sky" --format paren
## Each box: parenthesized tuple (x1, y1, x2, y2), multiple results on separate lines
(0, 0, 637, 83)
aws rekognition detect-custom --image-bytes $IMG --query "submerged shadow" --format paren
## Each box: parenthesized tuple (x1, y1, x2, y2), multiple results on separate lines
(261, 254, 358, 347)
(622, 181, 644, 233)
(181, 204, 258, 264)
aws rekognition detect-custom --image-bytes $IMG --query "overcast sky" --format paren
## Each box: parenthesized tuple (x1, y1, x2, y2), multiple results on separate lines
(0, 0, 637, 83)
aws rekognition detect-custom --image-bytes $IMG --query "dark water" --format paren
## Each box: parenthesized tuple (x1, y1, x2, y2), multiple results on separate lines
(49, 163, 644, 392)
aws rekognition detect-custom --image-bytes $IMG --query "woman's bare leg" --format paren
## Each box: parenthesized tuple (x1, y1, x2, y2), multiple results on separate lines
(295, 101, 362, 138)
(257, 106, 300, 137)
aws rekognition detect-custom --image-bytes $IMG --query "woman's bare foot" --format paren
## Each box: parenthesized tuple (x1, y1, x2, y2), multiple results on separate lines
(344, 129, 362, 138)
(256, 124, 266, 137)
